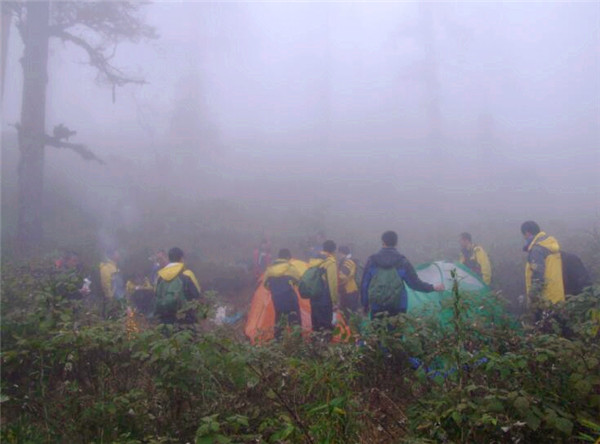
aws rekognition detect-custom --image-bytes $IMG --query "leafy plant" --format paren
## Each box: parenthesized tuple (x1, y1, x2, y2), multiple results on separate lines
(1, 259, 599, 443)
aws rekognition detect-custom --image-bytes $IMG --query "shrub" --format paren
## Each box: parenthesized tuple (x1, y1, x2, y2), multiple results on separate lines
(1, 260, 598, 443)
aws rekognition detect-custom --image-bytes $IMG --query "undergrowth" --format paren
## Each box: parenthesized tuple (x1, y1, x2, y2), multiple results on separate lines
(1, 260, 599, 443)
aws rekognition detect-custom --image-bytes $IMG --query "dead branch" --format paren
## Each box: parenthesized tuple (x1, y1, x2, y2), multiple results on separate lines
(51, 29, 145, 88)
(45, 135, 105, 165)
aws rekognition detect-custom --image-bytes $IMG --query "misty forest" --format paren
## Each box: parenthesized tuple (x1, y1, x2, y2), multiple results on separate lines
(1, 2, 599, 443)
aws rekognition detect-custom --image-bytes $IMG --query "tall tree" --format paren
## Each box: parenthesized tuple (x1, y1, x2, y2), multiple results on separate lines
(168, 68, 219, 168)
(5, 1, 156, 249)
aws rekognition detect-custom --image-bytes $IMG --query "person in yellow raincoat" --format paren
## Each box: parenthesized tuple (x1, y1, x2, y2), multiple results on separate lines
(99, 248, 126, 318)
(459, 232, 492, 285)
(263, 249, 302, 339)
(521, 221, 564, 305)
(99, 248, 121, 300)
(155, 247, 201, 324)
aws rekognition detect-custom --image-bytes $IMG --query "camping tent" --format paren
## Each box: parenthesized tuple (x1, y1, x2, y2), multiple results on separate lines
(245, 259, 351, 344)
(245, 260, 312, 344)
(407, 261, 506, 329)
(244, 259, 503, 344)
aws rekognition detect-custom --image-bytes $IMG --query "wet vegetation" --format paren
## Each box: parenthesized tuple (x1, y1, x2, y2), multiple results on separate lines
(1, 252, 599, 443)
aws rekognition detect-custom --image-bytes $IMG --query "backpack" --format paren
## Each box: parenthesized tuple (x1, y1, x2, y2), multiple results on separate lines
(561, 251, 592, 295)
(298, 263, 326, 300)
(368, 267, 405, 308)
(155, 274, 186, 318)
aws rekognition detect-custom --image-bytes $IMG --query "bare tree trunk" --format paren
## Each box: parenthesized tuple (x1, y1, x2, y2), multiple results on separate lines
(17, 1, 50, 249)
(1, 2, 12, 98)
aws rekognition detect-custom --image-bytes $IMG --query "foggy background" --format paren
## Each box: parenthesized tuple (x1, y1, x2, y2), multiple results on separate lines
(1, 2, 599, 298)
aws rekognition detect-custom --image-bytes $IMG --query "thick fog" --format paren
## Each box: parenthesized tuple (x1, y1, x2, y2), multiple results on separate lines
(1, 2, 599, 273)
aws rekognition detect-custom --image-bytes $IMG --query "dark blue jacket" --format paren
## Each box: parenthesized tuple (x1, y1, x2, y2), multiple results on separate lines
(361, 247, 435, 314)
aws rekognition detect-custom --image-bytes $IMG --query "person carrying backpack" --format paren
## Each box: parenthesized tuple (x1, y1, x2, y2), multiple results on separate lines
(300, 240, 339, 333)
(361, 231, 444, 319)
(263, 248, 302, 339)
(521, 221, 564, 305)
(155, 247, 201, 324)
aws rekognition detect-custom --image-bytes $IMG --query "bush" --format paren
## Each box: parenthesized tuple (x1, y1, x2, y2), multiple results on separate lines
(1, 260, 599, 443)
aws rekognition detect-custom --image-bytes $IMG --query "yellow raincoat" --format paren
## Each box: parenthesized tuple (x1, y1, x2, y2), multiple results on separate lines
(525, 232, 564, 304)
(460, 245, 492, 285)
(263, 259, 302, 289)
(99, 260, 118, 299)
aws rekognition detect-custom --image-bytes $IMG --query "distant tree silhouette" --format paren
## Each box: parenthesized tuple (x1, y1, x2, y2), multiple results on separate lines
(168, 69, 219, 168)
(4, 1, 156, 249)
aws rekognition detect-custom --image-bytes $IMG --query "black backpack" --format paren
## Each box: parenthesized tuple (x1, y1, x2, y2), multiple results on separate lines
(561, 251, 592, 295)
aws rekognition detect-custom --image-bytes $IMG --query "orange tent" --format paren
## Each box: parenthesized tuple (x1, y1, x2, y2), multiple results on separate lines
(244, 280, 312, 344)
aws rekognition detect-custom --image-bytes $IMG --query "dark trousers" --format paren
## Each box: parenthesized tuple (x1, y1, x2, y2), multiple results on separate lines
(340, 291, 360, 318)
(274, 309, 301, 339)
(272, 291, 300, 340)
(311, 302, 333, 332)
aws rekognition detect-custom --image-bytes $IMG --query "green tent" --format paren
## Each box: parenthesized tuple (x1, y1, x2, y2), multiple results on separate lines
(407, 261, 508, 329)
(360, 261, 515, 375)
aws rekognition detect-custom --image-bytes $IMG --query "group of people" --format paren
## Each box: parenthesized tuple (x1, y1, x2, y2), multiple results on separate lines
(262, 230, 446, 337)
(261, 221, 593, 337)
(55, 245, 203, 324)
(56, 219, 592, 335)
(98, 247, 202, 323)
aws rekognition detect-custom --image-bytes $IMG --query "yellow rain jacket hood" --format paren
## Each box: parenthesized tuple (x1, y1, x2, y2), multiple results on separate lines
(525, 232, 564, 304)
(263, 259, 302, 286)
(157, 263, 201, 292)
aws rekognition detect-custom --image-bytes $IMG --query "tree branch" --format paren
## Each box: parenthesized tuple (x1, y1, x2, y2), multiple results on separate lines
(45, 135, 105, 165)
(12, 123, 104, 165)
(51, 29, 145, 88)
